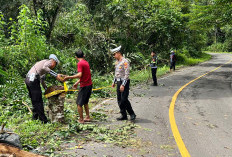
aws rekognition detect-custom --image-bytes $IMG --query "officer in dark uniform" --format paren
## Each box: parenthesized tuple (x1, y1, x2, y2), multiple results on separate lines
(150, 51, 158, 86)
(25, 54, 63, 123)
(111, 46, 136, 121)
(170, 50, 176, 72)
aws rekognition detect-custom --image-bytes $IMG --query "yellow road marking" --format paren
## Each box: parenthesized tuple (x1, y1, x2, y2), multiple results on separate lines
(169, 59, 232, 157)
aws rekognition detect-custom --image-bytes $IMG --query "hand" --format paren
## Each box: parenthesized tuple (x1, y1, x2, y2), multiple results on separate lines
(60, 75, 69, 82)
(73, 82, 79, 89)
(120, 85, 124, 92)
(57, 74, 66, 82)
(63, 76, 69, 82)
(112, 83, 115, 88)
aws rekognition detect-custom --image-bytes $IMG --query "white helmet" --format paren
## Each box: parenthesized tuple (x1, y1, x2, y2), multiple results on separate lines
(110, 45, 122, 54)
(49, 54, 59, 64)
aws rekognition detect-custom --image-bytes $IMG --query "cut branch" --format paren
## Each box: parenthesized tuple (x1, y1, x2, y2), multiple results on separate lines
(22, 102, 32, 114)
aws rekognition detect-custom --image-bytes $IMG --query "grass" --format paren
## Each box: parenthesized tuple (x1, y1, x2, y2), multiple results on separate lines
(130, 52, 211, 85)
(204, 51, 232, 54)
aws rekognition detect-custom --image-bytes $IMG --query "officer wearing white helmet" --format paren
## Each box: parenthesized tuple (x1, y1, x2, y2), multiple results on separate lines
(111, 45, 136, 121)
(25, 54, 64, 123)
(170, 50, 176, 72)
(150, 51, 158, 86)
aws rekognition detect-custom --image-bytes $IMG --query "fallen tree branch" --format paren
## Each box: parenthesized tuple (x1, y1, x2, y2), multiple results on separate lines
(0, 123, 6, 134)
(0, 123, 14, 135)
(22, 102, 32, 114)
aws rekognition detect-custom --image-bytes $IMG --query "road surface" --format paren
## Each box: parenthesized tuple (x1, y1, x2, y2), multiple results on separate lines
(131, 53, 232, 157)
(58, 53, 232, 157)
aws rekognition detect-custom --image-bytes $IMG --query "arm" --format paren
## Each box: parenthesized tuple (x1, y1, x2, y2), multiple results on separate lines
(49, 70, 66, 82)
(42, 61, 63, 82)
(122, 60, 129, 86)
(120, 60, 130, 92)
(40, 75, 47, 90)
(112, 61, 118, 88)
(73, 79, 80, 89)
(64, 72, 82, 81)
(152, 57, 155, 62)
(112, 78, 117, 88)
(49, 70, 57, 77)
(155, 56, 158, 65)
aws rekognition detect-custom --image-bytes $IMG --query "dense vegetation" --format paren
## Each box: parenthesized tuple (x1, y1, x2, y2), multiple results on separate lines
(0, 0, 231, 155)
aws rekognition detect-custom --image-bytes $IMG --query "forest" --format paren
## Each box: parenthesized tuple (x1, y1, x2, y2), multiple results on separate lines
(0, 0, 231, 156)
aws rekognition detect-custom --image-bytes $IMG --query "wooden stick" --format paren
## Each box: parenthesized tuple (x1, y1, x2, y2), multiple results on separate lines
(0, 123, 14, 134)
(0, 123, 5, 134)
(22, 102, 32, 114)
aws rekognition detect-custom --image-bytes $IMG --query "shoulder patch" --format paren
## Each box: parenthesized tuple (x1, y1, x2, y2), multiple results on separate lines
(124, 62, 128, 68)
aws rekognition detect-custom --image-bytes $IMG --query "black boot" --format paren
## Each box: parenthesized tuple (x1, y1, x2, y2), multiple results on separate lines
(130, 114, 136, 120)
(116, 116, 128, 121)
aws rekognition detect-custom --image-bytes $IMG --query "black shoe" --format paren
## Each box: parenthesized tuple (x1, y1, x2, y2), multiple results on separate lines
(130, 114, 136, 120)
(41, 120, 48, 124)
(151, 83, 157, 86)
(116, 116, 128, 121)
(32, 114, 39, 120)
(32, 117, 38, 120)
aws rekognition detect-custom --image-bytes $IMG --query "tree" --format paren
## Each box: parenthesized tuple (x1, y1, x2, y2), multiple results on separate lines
(0, 0, 23, 37)
(189, 0, 232, 50)
(29, 0, 64, 40)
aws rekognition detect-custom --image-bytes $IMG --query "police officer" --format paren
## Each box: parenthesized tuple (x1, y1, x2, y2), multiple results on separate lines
(111, 46, 136, 121)
(25, 54, 63, 123)
(150, 51, 158, 86)
(170, 50, 176, 72)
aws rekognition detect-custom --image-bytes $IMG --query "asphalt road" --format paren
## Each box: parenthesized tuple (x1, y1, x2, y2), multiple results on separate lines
(173, 53, 232, 157)
(58, 53, 232, 157)
(130, 53, 232, 157)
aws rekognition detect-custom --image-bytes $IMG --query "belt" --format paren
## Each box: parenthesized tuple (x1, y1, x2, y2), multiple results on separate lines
(116, 78, 130, 82)
(26, 73, 40, 80)
(116, 78, 124, 82)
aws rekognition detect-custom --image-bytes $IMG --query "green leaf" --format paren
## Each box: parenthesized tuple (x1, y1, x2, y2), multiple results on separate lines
(0, 68, 7, 76)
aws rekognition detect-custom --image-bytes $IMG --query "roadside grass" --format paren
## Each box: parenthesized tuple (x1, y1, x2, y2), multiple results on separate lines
(203, 51, 232, 54)
(0, 52, 211, 156)
(130, 52, 211, 85)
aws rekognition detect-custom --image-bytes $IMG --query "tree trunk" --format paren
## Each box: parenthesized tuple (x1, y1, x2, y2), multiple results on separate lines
(45, 86, 66, 123)
(31, 0, 62, 41)
(46, 5, 61, 41)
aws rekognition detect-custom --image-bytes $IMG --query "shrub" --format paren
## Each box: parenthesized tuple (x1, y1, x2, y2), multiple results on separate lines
(206, 43, 227, 52)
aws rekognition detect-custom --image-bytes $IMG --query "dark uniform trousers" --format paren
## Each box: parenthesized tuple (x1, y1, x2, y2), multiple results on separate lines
(170, 61, 176, 71)
(116, 79, 135, 117)
(25, 78, 48, 123)
(151, 68, 158, 86)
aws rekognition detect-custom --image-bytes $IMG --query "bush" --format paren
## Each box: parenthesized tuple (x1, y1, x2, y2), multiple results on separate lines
(224, 39, 232, 52)
(2, 5, 61, 77)
(206, 43, 228, 52)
